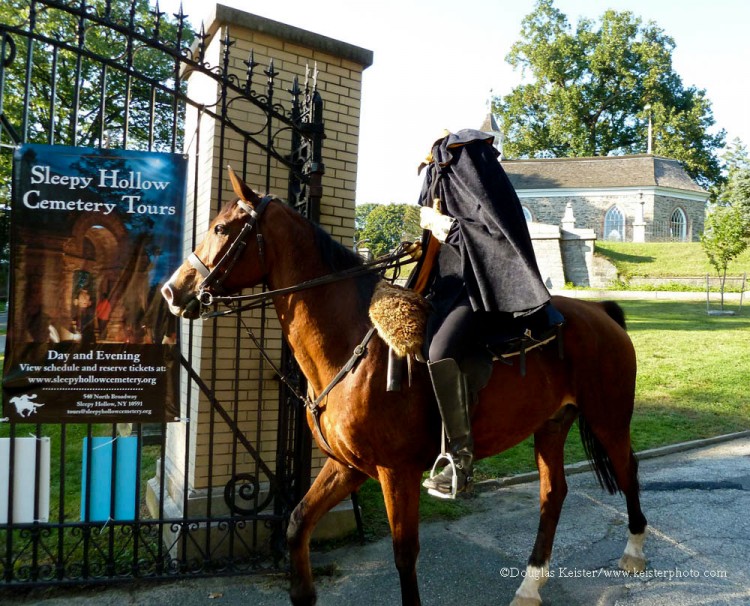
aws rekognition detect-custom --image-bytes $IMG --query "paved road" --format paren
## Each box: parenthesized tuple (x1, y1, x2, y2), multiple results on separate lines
(5, 434, 750, 606)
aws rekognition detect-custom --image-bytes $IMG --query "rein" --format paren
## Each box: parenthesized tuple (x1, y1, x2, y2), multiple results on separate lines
(233, 305, 377, 459)
(198, 243, 418, 319)
(188, 197, 417, 459)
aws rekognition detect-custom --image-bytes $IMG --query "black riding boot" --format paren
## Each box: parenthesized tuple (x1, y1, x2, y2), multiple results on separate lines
(423, 358, 474, 499)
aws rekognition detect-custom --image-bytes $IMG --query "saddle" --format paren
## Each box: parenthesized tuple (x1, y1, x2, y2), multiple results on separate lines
(369, 279, 565, 391)
(485, 303, 565, 360)
(368, 234, 565, 391)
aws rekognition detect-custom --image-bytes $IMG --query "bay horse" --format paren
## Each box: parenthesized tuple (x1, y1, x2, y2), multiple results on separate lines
(161, 171, 648, 606)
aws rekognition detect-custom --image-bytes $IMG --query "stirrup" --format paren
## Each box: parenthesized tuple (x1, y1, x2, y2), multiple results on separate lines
(425, 452, 459, 500)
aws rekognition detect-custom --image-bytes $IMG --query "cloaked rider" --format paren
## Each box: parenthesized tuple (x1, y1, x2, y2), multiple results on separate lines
(418, 129, 563, 499)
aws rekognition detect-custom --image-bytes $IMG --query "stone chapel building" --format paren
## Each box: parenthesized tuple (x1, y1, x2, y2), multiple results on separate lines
(481, 115, 709, 243)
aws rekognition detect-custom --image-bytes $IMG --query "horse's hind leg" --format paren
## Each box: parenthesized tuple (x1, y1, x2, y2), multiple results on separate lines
(287, 458, 367, 606)
(581, 419, 648, 573)
(615, 448, 648, 573)
(378, 465, 424, 606)
(511, 407, 577, 606)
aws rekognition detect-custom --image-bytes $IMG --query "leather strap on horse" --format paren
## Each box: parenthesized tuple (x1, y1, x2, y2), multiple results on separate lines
(408, 230, 441, 295)
(200, 242, 417, 316)
(305, 326, 377, 459)
(384, 229, 439, 392)
(190, 195, 273, 304)
(234, 311, 376, 463)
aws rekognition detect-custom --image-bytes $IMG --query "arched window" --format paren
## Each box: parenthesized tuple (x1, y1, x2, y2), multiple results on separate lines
(521, 205, 533, 222)
(604, 206, 625, 241)
(670, 207, 687, 241)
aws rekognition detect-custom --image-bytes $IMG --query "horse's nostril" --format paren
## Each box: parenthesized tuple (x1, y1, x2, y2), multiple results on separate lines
(161, 282, 175, 305)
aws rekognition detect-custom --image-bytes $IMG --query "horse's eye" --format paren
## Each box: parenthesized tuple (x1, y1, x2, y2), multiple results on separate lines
(214, 224, 227, 235)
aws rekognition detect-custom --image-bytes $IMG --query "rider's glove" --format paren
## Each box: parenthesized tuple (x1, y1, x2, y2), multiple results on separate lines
(420, 205, 454, 243)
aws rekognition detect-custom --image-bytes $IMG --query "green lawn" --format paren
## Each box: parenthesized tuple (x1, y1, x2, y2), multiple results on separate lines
(626, 300, 749, 445)
(595, 241, 750, 280)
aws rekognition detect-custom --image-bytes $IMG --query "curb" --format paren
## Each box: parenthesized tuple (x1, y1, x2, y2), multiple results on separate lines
(476, 430, 750, 492)
(549, 289, 748, 302)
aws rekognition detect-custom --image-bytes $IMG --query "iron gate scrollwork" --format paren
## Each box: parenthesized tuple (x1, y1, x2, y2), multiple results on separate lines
(0, 0, 321, 587)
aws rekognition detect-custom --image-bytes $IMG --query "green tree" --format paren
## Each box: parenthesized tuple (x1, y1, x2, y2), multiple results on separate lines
(495, 0, 725, 189)
(721, 137, 750, 172)
(355, 203, 378, 244)
(717, 139, 750, 228)
(0, 0, 193, 151)
(355, 203, 421, 258)
(701, 205, 748, 309)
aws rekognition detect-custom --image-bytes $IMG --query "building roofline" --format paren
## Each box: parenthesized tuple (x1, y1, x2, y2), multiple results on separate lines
(502, 154, 706, 194)
(502, 154, 674, 164)
(515, 185, 709, 203)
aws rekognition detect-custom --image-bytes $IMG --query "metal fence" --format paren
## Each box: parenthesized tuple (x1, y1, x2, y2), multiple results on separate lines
(0, 0, 321, 587)
(646, 219, 690, 242)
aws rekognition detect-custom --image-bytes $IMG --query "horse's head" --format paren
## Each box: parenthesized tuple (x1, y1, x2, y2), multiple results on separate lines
(161, 167, 272, 319)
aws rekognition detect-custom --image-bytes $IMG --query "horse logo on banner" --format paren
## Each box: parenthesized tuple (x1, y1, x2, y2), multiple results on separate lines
(9, 394, 45, 418)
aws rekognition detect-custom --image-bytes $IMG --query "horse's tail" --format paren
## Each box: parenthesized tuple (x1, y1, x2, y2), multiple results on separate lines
(579, 416, 620, 495)
(600, 300, 627, 330)
(578, 299, 628, 495)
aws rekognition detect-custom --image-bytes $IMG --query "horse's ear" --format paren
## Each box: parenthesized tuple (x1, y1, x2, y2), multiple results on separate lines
(227, 165, 262, 206)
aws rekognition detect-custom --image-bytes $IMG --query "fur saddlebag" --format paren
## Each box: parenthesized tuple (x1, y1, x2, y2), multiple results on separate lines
(368, 281, 429, 358)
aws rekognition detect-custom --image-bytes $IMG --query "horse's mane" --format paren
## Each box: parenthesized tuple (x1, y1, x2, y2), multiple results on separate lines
(309, 221, 379, 314)
(222, 195, 380, 313)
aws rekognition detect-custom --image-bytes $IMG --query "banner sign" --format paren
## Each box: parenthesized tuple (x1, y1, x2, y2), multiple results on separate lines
(2, 144, 187, 423)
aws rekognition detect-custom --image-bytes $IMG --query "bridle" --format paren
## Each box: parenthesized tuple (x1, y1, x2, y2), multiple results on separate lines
(186, 197, 419, 318)
(180, 196, 420, 459)
(188, 195, 274, 307)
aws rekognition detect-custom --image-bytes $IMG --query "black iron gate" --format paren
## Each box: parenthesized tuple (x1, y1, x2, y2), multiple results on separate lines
(0, 0, 320, 586)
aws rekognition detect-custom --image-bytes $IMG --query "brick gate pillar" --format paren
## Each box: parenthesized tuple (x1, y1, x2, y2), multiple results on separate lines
(146, 6, 372, 550)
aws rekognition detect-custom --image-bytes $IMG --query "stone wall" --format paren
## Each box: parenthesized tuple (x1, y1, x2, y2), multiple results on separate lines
(651, 194, 705, 240)
(560, 229, 597, 287)
(519, 189, 705, 242)
(528, 204, 598, 290)
(528, 222, 565, 290)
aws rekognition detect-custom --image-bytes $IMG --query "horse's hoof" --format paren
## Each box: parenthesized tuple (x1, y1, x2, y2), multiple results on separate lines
(290, 588, 317, 606)
(618, 554, 646, 573)
(510, 597, 542, 606)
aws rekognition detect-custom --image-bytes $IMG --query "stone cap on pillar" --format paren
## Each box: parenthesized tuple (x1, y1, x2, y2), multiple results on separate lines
(561, 227, 597, 241)
(561, 202, 576, 231)
(199, 4, 374, 68)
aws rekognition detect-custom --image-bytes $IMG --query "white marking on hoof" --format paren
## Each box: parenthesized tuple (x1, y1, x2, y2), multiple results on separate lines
(511, 564, 548, 606)
(619, 529, 647, 573)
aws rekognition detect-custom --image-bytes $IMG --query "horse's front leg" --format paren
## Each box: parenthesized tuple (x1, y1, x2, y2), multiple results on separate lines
(512, 411, 576, 606)
(287, 458, 367, 606)
(378, 465, 424, 606)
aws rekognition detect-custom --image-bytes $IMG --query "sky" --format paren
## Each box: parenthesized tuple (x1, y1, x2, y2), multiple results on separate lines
(157, 0, 750, 205)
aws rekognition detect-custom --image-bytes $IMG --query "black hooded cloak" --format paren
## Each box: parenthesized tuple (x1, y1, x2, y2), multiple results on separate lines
(418, 129, 550, 317)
